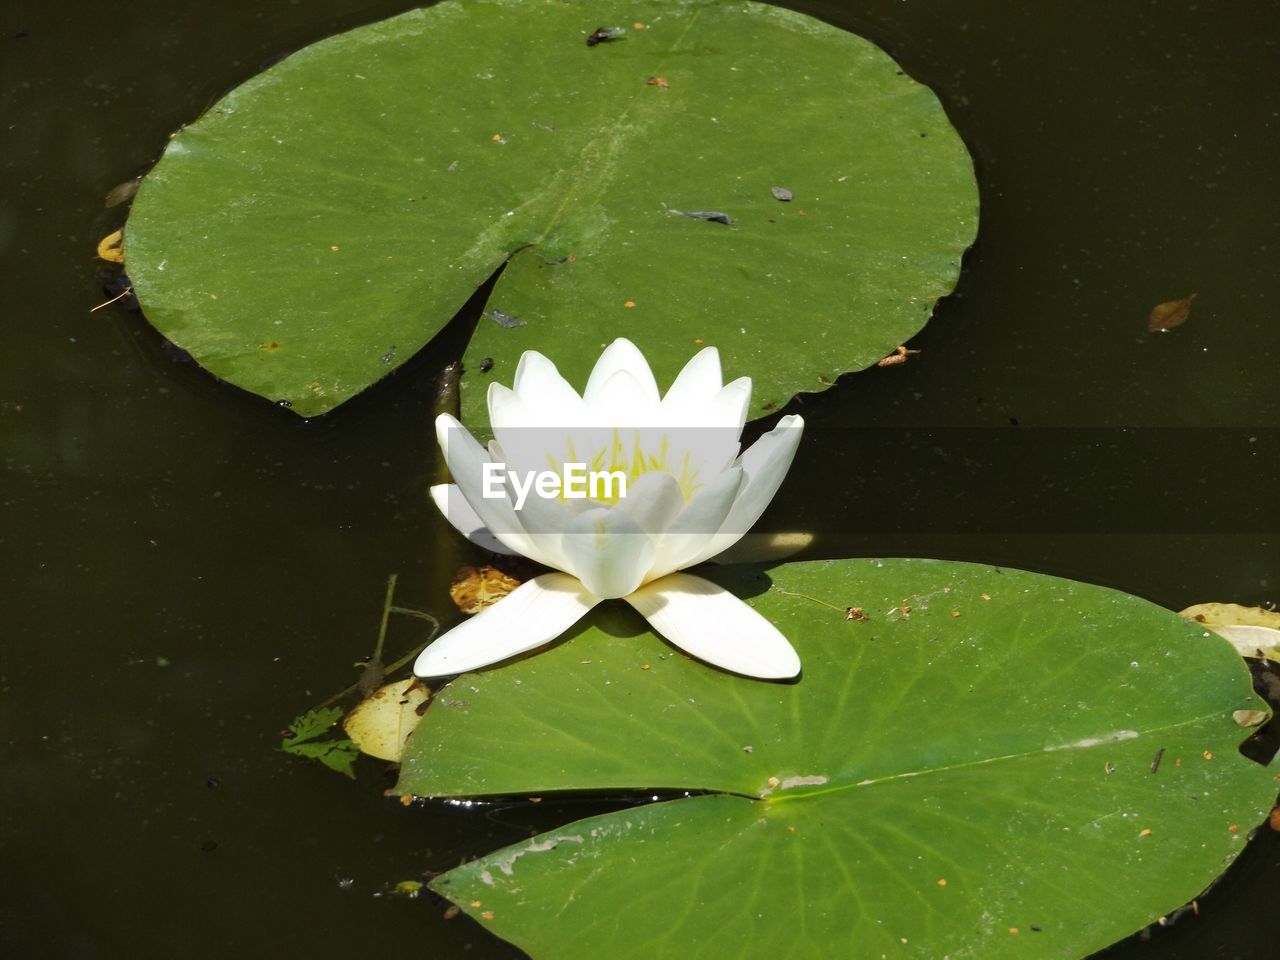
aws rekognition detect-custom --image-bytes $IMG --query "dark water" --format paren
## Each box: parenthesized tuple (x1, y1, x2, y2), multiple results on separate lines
(2, 0, 1277, 957)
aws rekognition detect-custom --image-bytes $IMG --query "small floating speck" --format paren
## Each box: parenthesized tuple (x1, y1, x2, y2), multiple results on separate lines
(676, 209, 733, 225)
(484, 309, 526, 328)
(587, 27, 626, 46)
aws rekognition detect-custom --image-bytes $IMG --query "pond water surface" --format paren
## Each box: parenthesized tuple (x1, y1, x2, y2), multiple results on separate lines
(2, 0, 1277, 957)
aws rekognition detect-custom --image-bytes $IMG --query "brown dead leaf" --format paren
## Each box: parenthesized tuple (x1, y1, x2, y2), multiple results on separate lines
(96, 229, 124, 264)
(1147, 293, 1197, 332)
(449, 564, 522, 615)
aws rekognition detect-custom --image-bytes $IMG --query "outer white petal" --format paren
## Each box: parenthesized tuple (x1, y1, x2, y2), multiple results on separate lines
(659, 346, 722, 412)
(435, 413, 554, 567)
(414, 573, 601, 677)
(649, 466, 743, 578)
(584, 339, 659, 409)
(661, 375, 750, 477)
(429, 484, 518, 556)
(624, 572, 801, 679)
(561, 507, 656, 599)
(703, 376, 752, 433)
(487, 382, 535, 431)
(683, 414, 805, 567)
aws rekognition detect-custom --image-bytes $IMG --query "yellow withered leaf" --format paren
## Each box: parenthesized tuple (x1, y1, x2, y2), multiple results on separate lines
(1179, 602, 1280, 659)
(342, 679, 429, 762)
(96, 229, 125, 264)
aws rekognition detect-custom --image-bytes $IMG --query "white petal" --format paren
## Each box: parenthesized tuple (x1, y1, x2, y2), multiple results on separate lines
(660, 346, 722, 411)
(511, 351, 587, 424)
(429, 484, 519, 556)
(585, 369, 654, 423)
(649, 466, 743, 578)
(660, 376, 750, 477)
(479, 437, 582, 571)
(613, 471, 685, 534)
(683, 414, 804, 567)
(703, 376, 752, 433)
(584, 339, 659, 408)
(624, 572, 801, 679)
(414, 573, 601, 677)
(513, 350, 578, 401)
(435, 413, 555, 566)
(561, 507, 656, 599)
(507, 482, 594, 571)
(487, 382, 532, 431)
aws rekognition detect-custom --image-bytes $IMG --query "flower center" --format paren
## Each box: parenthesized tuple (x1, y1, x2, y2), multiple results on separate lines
(553, 429, 703, 505)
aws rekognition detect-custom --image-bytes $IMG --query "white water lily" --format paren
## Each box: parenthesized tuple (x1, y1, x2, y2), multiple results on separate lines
(416, 338, 804, 680)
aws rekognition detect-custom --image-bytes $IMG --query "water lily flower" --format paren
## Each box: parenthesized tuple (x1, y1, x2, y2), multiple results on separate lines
(416, 338, 804, 680)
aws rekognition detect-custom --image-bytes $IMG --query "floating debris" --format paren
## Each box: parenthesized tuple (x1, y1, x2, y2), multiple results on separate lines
(676, 210, 733, 225)
(771, 186, 794, 201)
(450, 564, 523, 615)
(877, 345, 921, 367)
(586, 27, 625, 46)
(484, 308, 526, 328)
(1233, 709, 1268, 727)
(646, 76, 669, 87)
(1147, 293, 1197, 332)
(104, 178, 141, 209)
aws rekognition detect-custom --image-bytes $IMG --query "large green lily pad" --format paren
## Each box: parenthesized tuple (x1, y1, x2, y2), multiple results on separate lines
(124, 0, 977, 419)
(398, 559, 1275, 959)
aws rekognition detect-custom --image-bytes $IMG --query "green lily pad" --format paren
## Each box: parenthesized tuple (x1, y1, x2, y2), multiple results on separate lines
(398, 559, 1275, 959)
(123, 0, 977, 419)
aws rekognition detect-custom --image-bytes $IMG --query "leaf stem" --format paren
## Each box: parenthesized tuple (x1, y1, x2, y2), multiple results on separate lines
(309, 577, 441, 711)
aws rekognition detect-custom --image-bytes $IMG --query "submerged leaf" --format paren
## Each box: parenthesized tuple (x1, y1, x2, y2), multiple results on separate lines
(282, 738, 359, 779)
(281, 706, 359, 778)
